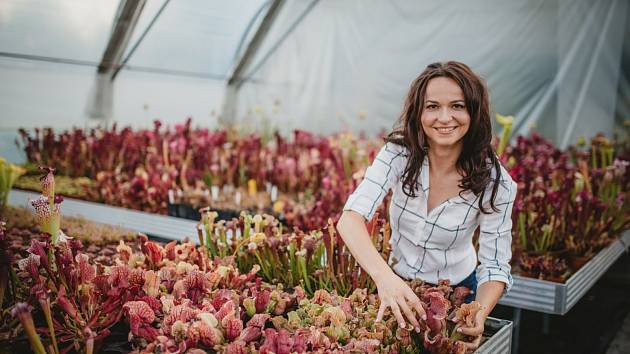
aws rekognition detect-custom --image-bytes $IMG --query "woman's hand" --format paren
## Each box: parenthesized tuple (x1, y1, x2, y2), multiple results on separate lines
(454, 308, 486, 352)
(374, 271, 427, 332)
(455, 279, 506, 352)
(337, 212, 426, 332)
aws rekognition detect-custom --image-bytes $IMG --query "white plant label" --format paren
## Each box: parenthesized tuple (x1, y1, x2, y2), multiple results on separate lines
(271, 185, 278, 202)
(211, 186, 219, 201)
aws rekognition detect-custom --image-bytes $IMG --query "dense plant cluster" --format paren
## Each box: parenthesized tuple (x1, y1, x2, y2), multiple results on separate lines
(16, 121, 381, 229)
(14, 121, 630, 281)
(1, 169, 483, 354)
(502, 133, 629, 280)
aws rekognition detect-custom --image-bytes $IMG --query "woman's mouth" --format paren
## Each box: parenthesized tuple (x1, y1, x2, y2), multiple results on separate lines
(434, 126, 458, 133)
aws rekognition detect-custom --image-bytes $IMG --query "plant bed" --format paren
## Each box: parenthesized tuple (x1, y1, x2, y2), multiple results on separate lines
(2, 233, 513, 354)
(2, 206, 136, 266)
(504, 133, 630, 283)
(1, 168, 515, 354)
(499, 230, 630, 314)
(13, 174, 96, 200)
(0, 315, 512, 354)
(15, 123, 381, 227)
(9, 189, 197, 242)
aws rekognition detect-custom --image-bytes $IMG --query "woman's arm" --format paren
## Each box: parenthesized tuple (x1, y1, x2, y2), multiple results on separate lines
(337, 211, 395, 286)
(458, 175, 518, 351)
(339, 143, 426, 330)
(337, 210, 426, 332)
(474, 281, 505, 318)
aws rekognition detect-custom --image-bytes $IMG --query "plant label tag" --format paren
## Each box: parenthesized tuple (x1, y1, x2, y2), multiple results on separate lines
(211, 186, 219, 201)
(248, 179, 257, 196)
(235, 191, 241, 206)
(271, 186, 278, 202)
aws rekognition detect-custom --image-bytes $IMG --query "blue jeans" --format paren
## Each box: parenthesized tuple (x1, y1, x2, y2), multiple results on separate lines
(455, 270, 478, 304)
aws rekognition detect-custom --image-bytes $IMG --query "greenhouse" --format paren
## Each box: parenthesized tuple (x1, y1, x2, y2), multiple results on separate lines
(1, 0, 629, 353)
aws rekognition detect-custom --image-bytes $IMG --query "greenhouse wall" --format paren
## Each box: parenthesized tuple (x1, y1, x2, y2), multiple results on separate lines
(235, 0, 628, 145)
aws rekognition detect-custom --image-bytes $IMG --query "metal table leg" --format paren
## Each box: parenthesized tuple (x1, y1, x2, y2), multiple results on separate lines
(542, 313, 551, 335)
(512, 308, 521, 354)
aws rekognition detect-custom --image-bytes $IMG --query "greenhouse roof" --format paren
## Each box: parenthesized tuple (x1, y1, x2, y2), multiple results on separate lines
(0, 0, 271, 80)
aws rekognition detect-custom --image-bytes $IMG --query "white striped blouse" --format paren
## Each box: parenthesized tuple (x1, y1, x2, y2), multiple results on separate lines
(343, 142, 517, 292)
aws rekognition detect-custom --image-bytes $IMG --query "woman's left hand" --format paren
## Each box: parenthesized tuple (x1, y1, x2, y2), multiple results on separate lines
(454, 309, 486, 352)
(455, 280, 505, 352)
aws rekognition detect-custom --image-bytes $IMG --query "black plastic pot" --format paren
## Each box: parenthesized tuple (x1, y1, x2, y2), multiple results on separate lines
(167, 202, 241, 222)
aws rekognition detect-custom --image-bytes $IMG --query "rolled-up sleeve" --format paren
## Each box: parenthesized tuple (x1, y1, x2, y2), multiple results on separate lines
(343, 143, 406, 221)
(476, 174, 518, 294)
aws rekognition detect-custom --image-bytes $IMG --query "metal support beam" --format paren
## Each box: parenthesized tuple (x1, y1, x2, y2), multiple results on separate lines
(227, 0, 285, 88)
(222, 0, 319, 124)
(542, 313, 551, 335)
(87, 0, 146, 122)
(112, 0, 170, 80)
(98, 0, 147, 77)
(222, 0, 285, 124)
(512, 308, 521, 354)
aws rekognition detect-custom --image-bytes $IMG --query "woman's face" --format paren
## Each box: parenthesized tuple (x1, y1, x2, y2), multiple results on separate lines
(420, 76, 471, 149)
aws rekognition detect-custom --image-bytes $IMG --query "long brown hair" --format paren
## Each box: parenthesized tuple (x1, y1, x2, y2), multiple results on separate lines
(386, 61, 501, 213)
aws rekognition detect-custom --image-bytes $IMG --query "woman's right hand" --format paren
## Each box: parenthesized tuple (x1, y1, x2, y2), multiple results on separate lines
(374, 271, 427, 332)
(337, 211, 426, 332)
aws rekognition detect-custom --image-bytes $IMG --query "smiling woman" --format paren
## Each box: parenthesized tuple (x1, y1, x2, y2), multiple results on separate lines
(387, 61, 503, 213)
(422, 77, 471, 149)
(337, 61, 517, 351)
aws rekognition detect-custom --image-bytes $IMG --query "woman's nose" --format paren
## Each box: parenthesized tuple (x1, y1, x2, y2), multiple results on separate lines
(437, 108, 451, 123)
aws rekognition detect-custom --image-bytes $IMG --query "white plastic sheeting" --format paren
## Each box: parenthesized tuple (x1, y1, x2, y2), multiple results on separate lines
(0, 0, 267, 162)
(235, 0, 629, 146)
(0, 0, 119, 61)
(555, 0, 628, 148)
(0, 0, 266, 130)
(616, 17, 630, 129)
(0, 0, 628, 164)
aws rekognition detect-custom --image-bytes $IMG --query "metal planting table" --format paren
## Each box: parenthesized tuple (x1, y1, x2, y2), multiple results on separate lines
(498, 230, 630, 353)
(477, 318, 513, 354)
(500, 231, 630, 315)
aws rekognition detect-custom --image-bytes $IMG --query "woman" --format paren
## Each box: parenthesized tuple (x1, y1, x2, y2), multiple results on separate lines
(336, 61, 517, 351)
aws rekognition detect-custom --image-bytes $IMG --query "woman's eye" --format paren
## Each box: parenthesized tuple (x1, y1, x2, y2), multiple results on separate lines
(426, 105, 437, 110)
(453, 104, 465, 109)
